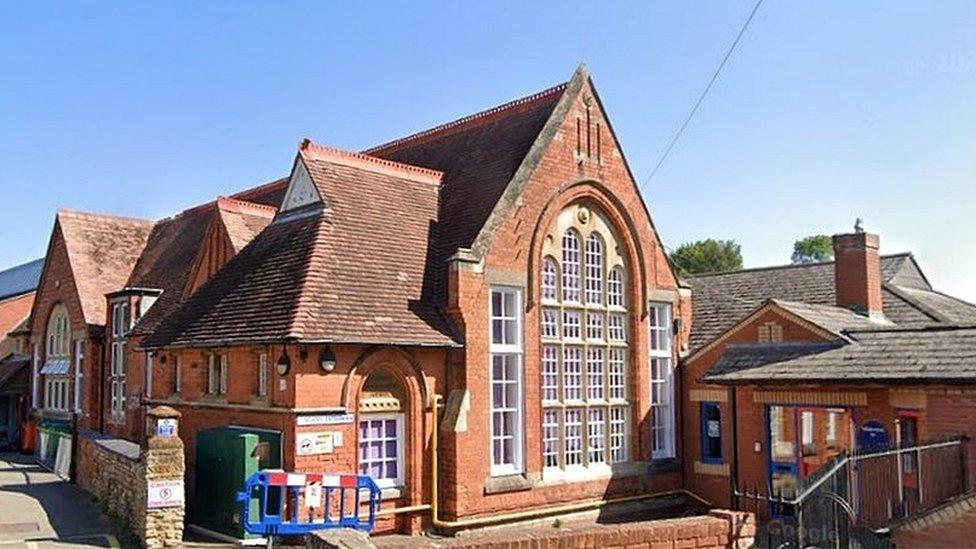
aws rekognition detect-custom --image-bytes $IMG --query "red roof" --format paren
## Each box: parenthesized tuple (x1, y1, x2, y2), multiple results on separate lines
(142, 141, 456, 348)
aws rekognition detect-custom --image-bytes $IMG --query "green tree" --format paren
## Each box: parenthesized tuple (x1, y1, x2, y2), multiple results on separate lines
(669, 239, 743, 276)
(792, 235, 834, 264)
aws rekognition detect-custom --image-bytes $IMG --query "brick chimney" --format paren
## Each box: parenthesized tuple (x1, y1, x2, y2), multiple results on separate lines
(833, 226, 883, 318)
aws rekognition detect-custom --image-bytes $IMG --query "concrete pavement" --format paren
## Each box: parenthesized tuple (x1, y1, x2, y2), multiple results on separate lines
(0, 453, 122, 548)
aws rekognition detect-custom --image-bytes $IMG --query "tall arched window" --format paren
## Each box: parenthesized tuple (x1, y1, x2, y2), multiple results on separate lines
(45, 304, 69, 359)
(42, 304, 70, 411)
(541, 209, 629, 476)
(584, 234, 604, 305)
(561, 230, 581, 302)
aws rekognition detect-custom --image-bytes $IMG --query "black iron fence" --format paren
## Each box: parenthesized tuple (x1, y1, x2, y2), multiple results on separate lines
(736, 437, 968, 548)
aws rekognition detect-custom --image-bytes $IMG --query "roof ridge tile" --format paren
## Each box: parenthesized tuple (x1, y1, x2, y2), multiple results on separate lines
(363, 82, 568, 155)
(299, 139, 444, 185)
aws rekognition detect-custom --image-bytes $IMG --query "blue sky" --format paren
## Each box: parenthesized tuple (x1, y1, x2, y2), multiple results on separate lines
(1, 2, 974, 300)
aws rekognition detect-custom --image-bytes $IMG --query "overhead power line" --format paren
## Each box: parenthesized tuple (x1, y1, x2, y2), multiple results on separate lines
(640, 0, 765, 192)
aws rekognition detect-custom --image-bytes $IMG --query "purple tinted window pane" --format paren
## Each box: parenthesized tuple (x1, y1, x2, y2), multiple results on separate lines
(385, 440, 397, 456)
(502, 439, 512, 463)
(493, 384, 503, 407)
(493, 440, 502, 464)
(386, 461, 397, 480)
(492, 320, 503, 344)
(384, 419, 396, 437)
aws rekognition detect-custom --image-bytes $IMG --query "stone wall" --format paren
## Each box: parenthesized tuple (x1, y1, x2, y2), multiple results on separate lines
(76, 430, 143, 527)
(76, 414, 185, 548)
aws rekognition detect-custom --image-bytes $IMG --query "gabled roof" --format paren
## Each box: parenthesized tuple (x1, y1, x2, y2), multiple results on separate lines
(704, 326, 976, 383)
(0, 259, 43, 301)
(366, 79, 567, 269)
(141, 142, 458, 349)
(216, 197, 276, 253)
(687, 253, 973, 351)
(56, 210, 156, 326)
(128, 181, 285, 338)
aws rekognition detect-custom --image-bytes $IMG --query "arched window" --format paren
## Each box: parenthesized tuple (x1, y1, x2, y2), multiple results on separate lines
(43, 304, 70, 411)
(541, 257, 558, 302)
(584, 234, 604, 305)
(46, 304, 69, 359)
(358, 369, 406, 488)
(561, 230, 581, 302)
(541, 211, 629, 476)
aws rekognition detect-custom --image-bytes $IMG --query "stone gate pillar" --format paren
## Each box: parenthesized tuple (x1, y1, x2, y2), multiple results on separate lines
(140, 406, 185, 548)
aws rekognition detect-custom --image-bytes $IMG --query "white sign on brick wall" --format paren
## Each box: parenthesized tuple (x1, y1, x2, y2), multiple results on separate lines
(147, 480, 185, 509)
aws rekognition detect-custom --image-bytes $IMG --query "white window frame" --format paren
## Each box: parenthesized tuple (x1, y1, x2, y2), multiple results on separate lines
(73, 340, 84, 413)
(109, 302, 130, 418)
(650, 302, 675, 460)
(219, 355, 228, 394)
(489, 286, 524, 477)
(174, 355, 182, 394)
(540, 224, 631, 480)
(358, 413, 405, 488)
(257, 353, 268, 397)
(145, 352, 153, 399)
(44, 375, 69, 411)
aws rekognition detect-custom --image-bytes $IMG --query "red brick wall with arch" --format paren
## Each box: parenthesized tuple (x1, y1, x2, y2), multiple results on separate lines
(440, 78, 688, 519)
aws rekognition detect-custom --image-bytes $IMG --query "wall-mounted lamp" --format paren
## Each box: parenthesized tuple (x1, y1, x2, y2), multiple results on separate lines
(276, 344, 291, 376)
(319, 346, 337, 372)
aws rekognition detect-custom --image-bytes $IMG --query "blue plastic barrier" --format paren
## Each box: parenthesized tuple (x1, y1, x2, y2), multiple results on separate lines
(236, 470, 382, 536)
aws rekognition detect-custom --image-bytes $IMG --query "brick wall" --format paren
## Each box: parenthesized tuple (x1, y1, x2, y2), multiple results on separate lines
(439, 75, 687, 520)
(311, 510, 757, 548)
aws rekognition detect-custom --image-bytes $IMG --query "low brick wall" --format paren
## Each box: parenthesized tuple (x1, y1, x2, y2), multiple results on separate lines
(311, 510, 756, 549)
(76, 427, 185, 548)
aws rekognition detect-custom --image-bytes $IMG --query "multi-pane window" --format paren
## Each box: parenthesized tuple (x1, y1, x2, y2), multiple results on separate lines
(43, 305, 71, 412)
(44, 376, 69, 411)
(608, 268, 624, 308)
(584, 234, 604, 305)
(541, 258, 558, 302)
(358, 414, 403, 488)
(539, 226, 630, 476)
(650, 302, 675, 459)
(109, 302, 130, 417)
(561, 230, 581, 302)
(490, 287, 523, 476)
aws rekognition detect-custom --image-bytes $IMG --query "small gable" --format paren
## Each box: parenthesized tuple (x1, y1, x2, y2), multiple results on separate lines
(279, 156, 322, 213)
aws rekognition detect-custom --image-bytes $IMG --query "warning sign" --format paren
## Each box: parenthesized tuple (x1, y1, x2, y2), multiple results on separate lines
(147, 480, 185, 509)
(296, 432, 334, 456)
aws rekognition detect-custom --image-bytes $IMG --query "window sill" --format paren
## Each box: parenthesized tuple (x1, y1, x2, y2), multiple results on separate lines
(200, 394, 228, 404)
(539, 461, 647, 486)
(380, 486, 405, 500)
(484, 474, 535, 495)
(249, 396, 271, 407)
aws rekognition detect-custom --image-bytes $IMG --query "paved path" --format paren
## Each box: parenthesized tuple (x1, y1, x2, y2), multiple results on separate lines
(0, 453, 122, 548)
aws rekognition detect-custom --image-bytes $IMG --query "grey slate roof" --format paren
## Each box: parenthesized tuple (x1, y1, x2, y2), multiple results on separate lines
(688, 254, 975, 351)
(705, 327, 976, 383)
(771, 299, 892, 336)
(0, 259, 43, 301)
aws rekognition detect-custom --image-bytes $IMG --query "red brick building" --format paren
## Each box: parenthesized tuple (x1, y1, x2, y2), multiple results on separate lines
(28, 65, 695, 535)
(0, 259, 43, 449)
(681, 229, 976, 523)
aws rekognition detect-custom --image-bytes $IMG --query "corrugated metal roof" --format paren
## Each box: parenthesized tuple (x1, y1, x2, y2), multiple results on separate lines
(0, 258, 43, 301)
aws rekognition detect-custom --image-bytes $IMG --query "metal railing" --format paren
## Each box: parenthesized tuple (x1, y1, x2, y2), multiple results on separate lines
(736, 437, 969, 548)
